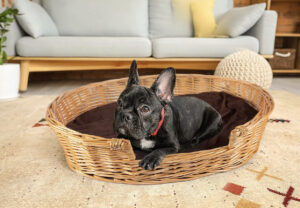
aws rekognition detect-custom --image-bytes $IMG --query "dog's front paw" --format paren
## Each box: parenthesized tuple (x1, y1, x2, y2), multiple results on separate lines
(139, 154, 163, 170)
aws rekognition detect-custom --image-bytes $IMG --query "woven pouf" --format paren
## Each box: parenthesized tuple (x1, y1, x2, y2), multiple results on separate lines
(214, 50, 273, 89)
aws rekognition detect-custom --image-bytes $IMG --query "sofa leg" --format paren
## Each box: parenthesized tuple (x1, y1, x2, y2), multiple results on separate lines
(19, 60, 30, 92)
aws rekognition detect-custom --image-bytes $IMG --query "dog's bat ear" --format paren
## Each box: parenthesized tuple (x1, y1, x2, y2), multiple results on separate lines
(151, 67, 176, 102)
(127, 60, 140, 87)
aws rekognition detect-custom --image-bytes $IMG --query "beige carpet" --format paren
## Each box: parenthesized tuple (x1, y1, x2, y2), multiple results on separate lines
(0, 90, 300, 208)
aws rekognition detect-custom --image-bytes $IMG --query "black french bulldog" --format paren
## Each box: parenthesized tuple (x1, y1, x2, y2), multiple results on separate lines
(113, 60, 223, 170)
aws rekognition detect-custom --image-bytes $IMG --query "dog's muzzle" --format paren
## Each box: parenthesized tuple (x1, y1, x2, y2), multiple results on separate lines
(118, 127, 126, 135)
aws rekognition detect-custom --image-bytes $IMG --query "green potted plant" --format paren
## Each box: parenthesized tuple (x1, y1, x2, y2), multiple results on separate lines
(0, 7, 20, 100)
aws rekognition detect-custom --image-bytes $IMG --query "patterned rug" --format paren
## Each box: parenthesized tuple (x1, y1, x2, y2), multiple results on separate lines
(0, 90, 299, 208)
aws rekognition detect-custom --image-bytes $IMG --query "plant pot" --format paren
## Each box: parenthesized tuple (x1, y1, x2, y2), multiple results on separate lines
(0, 63, 20, 100)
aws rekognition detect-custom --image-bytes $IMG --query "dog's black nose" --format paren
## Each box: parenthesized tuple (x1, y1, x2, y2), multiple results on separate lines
(123, 113, 133, 122)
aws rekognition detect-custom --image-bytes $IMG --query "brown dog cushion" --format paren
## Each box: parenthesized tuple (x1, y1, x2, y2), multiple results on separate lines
(67, 92, 257, 158)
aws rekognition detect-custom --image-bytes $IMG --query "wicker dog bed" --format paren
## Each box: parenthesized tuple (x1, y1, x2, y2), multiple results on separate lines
(46, 74, 274, 184)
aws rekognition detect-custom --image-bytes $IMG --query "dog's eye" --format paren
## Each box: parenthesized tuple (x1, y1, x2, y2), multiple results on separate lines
(140, 106, 150, 114)
(139, 97, 146, 103)
(117, 100, 123, 108)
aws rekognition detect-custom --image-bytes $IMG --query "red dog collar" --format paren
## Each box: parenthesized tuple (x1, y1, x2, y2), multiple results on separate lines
(151, 107, 165, 136)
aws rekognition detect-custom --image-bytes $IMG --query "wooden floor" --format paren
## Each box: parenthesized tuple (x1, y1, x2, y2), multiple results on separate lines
(21, 77, 300, 96)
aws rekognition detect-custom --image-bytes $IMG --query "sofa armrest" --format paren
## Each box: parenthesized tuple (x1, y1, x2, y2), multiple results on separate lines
(0, 7, 24, 56)
(245, 10, 278, 55)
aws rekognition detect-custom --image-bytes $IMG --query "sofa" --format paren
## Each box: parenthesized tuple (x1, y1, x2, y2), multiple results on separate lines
(4, 0, 277, 91)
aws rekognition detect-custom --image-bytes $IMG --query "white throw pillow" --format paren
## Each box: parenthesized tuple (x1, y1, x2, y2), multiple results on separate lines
(13, 0, 59, 38)
(214, 3, 266, 38)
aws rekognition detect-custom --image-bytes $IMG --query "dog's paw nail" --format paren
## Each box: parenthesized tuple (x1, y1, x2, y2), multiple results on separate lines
(146, 164, 152, 170)
(139, 155, 162, 170)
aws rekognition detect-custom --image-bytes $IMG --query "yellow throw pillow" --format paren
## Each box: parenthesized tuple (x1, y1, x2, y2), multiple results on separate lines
(191, 0, 216, 37)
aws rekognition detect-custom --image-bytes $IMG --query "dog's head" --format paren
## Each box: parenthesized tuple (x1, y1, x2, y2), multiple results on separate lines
(113, 60, 176, 140)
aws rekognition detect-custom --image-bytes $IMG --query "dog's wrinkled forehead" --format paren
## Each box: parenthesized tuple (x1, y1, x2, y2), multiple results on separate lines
(120, 85, 153, 106)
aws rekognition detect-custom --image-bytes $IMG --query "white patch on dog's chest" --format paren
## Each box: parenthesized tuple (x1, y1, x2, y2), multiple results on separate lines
(140, 138, 155, 150)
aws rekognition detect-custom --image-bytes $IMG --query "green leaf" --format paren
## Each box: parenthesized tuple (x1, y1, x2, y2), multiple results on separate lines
(0, 9, 10, 17)
(0, 8, 19, 54)
(3, 51, 7, 64)
(12, 9, 19, 15)
(7, 18, 14, 23)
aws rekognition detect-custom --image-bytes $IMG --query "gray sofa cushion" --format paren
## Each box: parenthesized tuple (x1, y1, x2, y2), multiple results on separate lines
(42, 0, 148, 37)
(13, 0, 59, 38)
(149, 0, 233, 38)
(152, 36, 259, 58)
(213, 0, 234, 22)
(16, 37, 152, 57)
(215, 3, 266, 38)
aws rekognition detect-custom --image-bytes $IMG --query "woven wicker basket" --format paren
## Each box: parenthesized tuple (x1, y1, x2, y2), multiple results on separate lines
(46, 74, 274, 184)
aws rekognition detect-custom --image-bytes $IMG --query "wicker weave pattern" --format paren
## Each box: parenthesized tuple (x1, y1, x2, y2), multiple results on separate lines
(46, 74, 274, 184)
